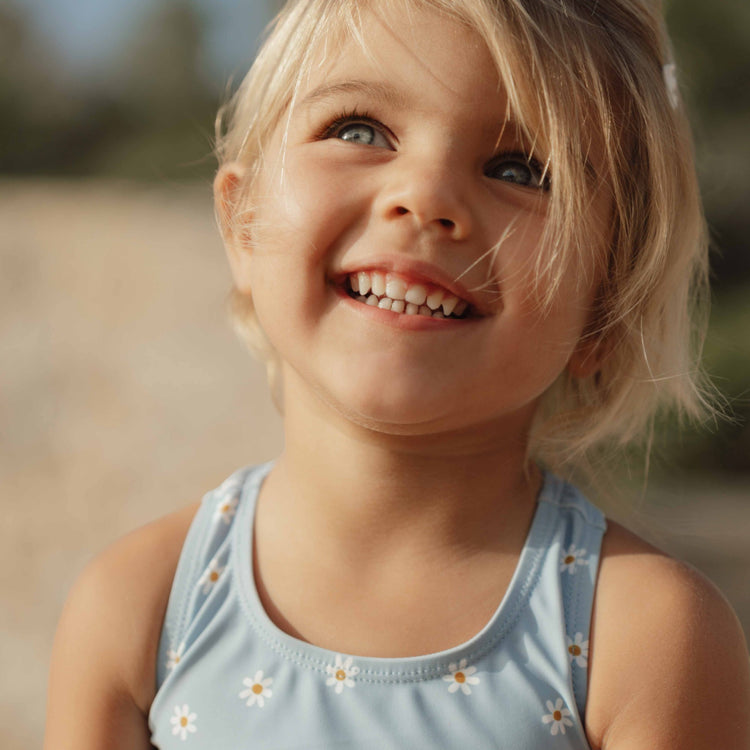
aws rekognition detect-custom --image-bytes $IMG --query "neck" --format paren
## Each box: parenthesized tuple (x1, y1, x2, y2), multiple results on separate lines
(260, 369, 542, 561)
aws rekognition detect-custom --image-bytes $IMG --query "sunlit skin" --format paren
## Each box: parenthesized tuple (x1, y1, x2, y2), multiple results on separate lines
(232, 11, 608, 442)
(218, 2, 612, 661)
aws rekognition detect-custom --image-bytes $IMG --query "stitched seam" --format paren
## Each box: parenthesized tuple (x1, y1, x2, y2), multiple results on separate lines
(174, 469, 251, 642)
(566, 523, 603, 724)
(171, 498, 220, 656)
(158, 467, 252, 695)
(235, 499, 557, 684)
(539, 496, 607, 533)
(566, 545, 585, 720)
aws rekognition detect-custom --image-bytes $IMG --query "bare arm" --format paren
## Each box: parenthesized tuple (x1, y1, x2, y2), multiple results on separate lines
(44, 503, 199, 750)
(586, 522, 750, 750)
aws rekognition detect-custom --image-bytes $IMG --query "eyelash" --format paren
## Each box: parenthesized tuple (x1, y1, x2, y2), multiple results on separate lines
(317, 108, 391, 142)
(486, 151, 551, 192)
(317, 110, 550, 191)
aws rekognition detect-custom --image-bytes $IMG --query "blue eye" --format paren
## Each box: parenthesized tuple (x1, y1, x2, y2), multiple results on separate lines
(336, 122, 391, 148)
(486, 153, 550, 191)
(323, 114, 393, 149)
(338, 123, 378, 144)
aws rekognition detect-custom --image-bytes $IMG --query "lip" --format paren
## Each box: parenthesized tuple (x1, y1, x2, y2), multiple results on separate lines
(331, 256, 491, 316)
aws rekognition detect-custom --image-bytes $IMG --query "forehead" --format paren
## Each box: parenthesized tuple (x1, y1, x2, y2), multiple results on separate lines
(292, 4, 512, 128)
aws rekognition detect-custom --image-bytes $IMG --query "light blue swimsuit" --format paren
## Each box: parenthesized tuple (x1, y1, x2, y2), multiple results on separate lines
(149, 463, 606, 748)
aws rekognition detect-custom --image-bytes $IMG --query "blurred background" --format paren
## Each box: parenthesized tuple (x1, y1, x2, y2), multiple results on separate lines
(0, 0, 748, 747)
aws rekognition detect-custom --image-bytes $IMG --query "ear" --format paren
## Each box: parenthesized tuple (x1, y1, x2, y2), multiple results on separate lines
(214, 162, 253, 294)
(567, 333, 608, 379)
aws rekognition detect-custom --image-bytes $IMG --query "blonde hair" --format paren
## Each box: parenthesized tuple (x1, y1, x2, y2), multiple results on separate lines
(215, 0, 711, 478)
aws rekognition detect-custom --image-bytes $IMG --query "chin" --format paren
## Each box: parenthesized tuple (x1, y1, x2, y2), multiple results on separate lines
(323, 376, 466, 434)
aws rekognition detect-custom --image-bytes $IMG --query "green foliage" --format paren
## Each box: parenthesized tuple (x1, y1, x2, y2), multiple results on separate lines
(0, 0, 220, 180)
(647, 284, 750, 477)
(667, 0, 750, 286)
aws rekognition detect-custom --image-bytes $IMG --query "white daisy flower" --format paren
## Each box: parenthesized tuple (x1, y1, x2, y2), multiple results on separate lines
(197, 557, 225, 595)
(542, 698, 574, 736)
(214, 496, 238, 525)
(442, 659, 481, 695)
(560, 544, 589, 575)
(325, 655, 359, 694)
(217, 475, 242, 497)
(566, 632, 589, 668)
(166, 642, 185, 671)
(170, 704, 197, 740)
(239, 670, 274, 708)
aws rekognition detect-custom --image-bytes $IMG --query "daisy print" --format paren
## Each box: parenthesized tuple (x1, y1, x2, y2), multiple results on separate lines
(166, 642, 185, 671)
(239, 670, 274, 708)
(170, 705, 197, 740)
(442, 659, 481, 695)
(542, 698, 574, 736)
(325, 655, 359, 694)
(217, 474, 242, 498)
(566, 632, 589, 668)
(560, 544, 589, 575)
(214, 496, 238, 525)
(197, 557, 225, 595)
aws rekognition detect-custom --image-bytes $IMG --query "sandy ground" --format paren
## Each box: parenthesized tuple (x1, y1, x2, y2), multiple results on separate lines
(1, 179, 283, 749)
(1, 179, 747, 749)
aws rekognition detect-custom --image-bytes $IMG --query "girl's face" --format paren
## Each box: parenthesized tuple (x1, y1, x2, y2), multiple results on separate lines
(224, 4, 611, 440)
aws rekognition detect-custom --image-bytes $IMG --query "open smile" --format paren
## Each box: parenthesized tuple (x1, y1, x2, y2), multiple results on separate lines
(342, 270, 476, 320)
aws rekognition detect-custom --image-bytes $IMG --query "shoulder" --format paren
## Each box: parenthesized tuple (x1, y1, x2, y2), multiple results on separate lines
(585, 521, 750, 749)
(45, 502, 201, 747)
(49, 502, 200, 717)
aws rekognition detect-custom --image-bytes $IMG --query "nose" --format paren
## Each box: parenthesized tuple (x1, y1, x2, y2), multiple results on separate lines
(376, 157, 473, 240)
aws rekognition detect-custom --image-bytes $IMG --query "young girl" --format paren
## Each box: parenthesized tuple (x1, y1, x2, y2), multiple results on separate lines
(45, 0, 750, 748)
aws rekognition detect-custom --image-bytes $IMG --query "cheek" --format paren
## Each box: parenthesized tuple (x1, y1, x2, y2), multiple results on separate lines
(252, 153, 372, 257)
(493, 216, 599, 337)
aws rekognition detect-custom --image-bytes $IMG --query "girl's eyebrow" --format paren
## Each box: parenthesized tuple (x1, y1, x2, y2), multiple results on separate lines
(298, 79, 409, 110)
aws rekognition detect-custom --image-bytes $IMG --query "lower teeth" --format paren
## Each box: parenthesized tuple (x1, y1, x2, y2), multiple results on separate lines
(350, 290, 463, 319)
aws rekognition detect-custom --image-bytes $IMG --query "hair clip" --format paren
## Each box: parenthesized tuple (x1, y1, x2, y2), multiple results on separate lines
(662, 62, 679, 110)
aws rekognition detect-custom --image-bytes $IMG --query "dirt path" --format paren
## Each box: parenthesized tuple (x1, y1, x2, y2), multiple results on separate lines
(0, 179, 283, 749)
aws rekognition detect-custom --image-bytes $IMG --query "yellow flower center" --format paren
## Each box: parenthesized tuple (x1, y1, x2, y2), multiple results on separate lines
(210, 571, 219, 582)
(222, 504, 230, 513)
(252, 683, 263, 695)
(454, 671, 466, 683)
(553, 710, 562, 722)
(569, 644, 581, 656)
(564, 555, 576, 565)
(180, 716, 188, 727)
(336, 669, 347, 681)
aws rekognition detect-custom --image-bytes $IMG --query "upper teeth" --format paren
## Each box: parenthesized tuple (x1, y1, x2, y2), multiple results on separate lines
(348, 271, 469, 318)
